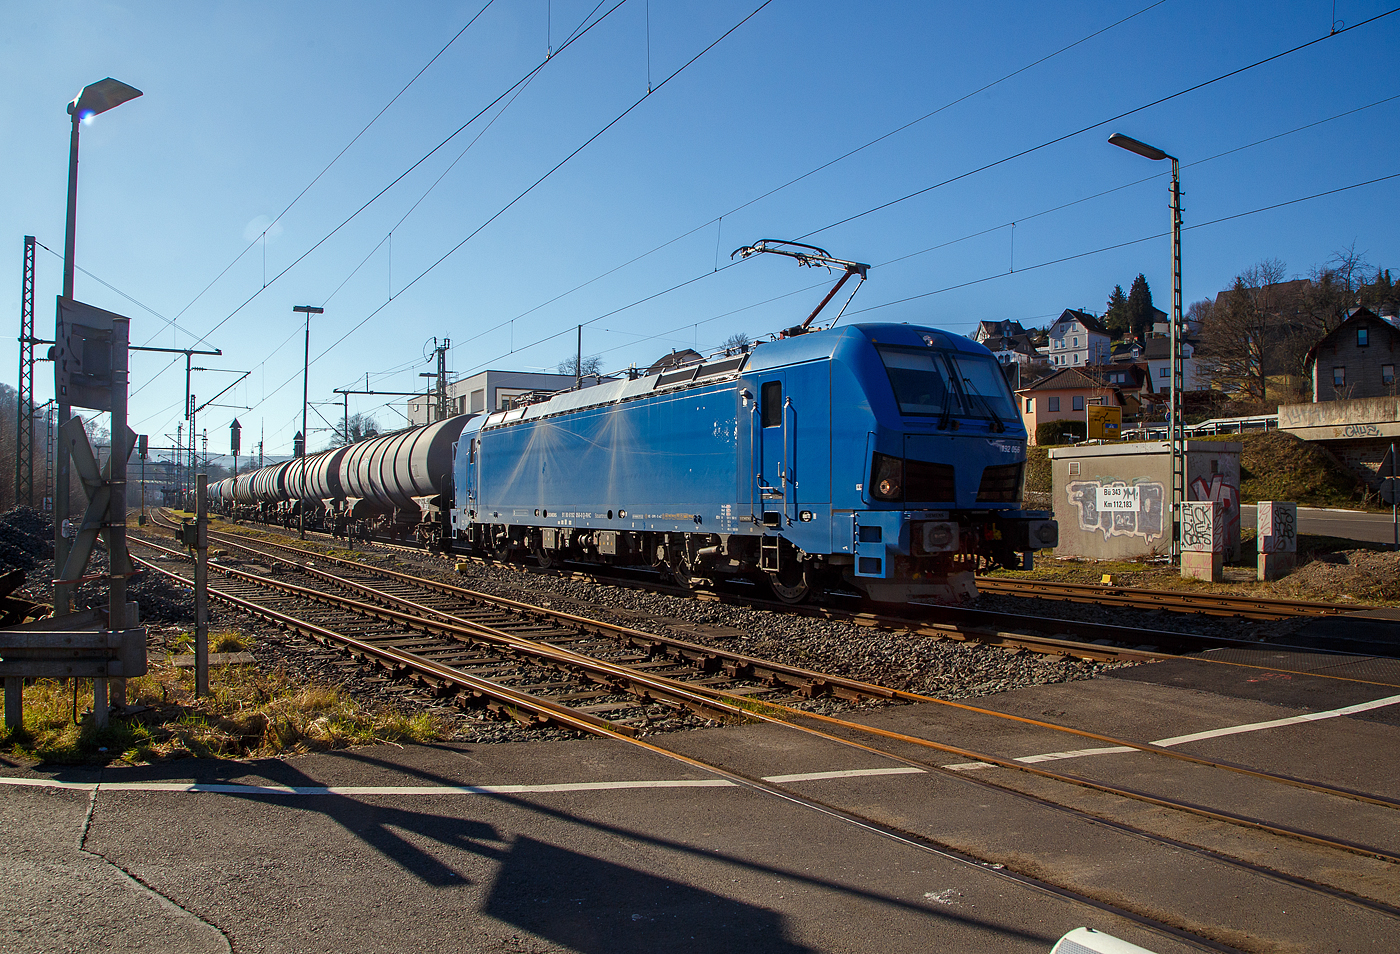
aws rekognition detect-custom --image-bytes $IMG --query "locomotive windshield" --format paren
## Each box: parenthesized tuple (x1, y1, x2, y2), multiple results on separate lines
(877, 345, 1017, 422)
(877, 347, 952, 416)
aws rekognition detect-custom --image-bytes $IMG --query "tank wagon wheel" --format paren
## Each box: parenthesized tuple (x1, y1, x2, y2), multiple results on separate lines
(767, 560, 815, 604)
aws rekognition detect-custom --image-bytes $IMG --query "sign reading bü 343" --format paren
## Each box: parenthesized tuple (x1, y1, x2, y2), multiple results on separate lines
(1096, 483, 1141, 511)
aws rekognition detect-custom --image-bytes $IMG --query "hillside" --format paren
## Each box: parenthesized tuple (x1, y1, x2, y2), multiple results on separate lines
(1024, 431, 1373, 509)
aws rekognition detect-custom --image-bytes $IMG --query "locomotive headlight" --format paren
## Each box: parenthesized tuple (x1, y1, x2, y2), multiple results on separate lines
(871, 453, 903, 501)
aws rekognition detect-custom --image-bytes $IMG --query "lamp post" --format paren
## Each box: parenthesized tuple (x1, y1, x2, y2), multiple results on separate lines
(54, 77, 142, 617)
(1109, 132, 1184, 559)
(292, 305, 324, 539)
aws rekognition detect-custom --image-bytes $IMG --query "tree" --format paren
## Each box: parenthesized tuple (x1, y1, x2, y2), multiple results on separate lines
(1125, 274, 1154, 342)
(722, 332, 752, 354)
(1197, 259, 1287, 401)
(558, 355, 603, 377)
(1104, 284, 1129, 338)
(331, 413, 379, 447)
(1360, 266, 1393, 312)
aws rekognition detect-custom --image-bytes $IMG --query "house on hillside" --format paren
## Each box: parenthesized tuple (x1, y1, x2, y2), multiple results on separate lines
(981, 332, 1041, 370)
(1303, 307, 1400, 402)
(1046, 309, 1110, 368)
(973, 319, 1028, 344)
(1017, 367, 1133, 444)
(1140, 336, 1208, 390)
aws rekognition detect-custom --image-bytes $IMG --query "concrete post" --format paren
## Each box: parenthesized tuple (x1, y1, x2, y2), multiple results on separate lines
(1257, 500, 1298, 581)
(4, 677, 20, 729)
(195, 474, 209, 696)
(1180, 500, 1223, 582)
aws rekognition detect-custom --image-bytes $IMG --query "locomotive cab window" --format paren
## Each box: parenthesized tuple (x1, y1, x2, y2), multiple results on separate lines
(876, 346, 950, 416)
(761, 381, 783, 427)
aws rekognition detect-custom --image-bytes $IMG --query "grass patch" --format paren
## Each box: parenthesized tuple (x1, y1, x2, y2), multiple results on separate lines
(1, 664, 447, 766)
(1192, 431, 1370, 508)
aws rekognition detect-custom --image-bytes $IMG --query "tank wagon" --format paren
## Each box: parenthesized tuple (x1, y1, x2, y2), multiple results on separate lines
(208, 417, 470, 544)
(452, 322, 1057, 602)
(339, 416, 471, 545)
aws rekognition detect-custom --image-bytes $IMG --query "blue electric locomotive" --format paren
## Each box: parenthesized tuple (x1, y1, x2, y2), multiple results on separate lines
(452, 321, 1056, 602)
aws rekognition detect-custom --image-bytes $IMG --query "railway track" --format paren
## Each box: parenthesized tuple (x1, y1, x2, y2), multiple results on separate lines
(221, 513, 1370, 635)
(214, 514, 1397, 674)
(975, 576, 1355, 620)
(130, 514, 1400, 940)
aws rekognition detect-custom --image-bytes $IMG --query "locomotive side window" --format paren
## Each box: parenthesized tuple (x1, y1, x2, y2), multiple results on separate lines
(761, 381, 783, 427)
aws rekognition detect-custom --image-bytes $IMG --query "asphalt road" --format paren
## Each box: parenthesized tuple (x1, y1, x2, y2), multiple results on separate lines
(1240, 504, 1400, 545)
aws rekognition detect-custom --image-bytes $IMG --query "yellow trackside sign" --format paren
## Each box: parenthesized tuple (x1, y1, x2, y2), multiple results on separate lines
(1086, 404, 1122, 441)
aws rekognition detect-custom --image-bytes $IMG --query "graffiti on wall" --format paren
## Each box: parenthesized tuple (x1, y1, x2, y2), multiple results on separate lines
(1189, 475, 1239, 542)
(1179, 501, 1222, 553)
(1258, 501, 1297, 553)
(1066, 479, 1166, 542)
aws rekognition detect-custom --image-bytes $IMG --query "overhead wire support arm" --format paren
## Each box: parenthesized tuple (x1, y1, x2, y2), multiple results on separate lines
(731, 239, 869, 335)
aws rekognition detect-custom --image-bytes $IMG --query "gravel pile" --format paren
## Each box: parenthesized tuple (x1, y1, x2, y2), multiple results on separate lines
(0, 507, 54, 573)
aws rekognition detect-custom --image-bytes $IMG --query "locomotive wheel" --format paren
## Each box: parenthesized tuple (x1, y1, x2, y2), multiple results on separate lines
(532, 547, 555, 569)
(767, 561, 813, 604)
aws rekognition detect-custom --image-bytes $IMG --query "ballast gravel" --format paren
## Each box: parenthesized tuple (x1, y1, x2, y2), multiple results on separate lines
(0, 508, 1310, 747)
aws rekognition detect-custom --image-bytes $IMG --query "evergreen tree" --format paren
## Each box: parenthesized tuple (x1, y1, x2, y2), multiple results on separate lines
(1104, 284, 1129, 338)
(1125, 273, 1154, 341)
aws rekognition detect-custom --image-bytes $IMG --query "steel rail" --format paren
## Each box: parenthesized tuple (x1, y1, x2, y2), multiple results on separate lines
(129, 547, 631, 737)
(974, 576, 1355, 619)
(203, 535, 1400, 866)
(143, 527, 1251, 952)
(198, 518, 1174, 664)
(133, 537, 748, 726)
(186, 520, 1400, 808)
(135, 522, 1399, 927)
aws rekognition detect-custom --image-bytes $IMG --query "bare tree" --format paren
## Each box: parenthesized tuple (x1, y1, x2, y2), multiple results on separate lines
(332, 412, 379, 447)
(1300, 244, 1370, 339)
(721, 332, 752, 354)
(1198, 259, 1287, 401)
(558, 355, 603, 377)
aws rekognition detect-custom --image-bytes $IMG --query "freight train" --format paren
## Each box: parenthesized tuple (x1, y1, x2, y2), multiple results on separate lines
(213, 321, 1057, 603)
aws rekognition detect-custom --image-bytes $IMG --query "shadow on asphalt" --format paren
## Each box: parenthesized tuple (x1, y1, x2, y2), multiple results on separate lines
(51, 743, 1052, 950)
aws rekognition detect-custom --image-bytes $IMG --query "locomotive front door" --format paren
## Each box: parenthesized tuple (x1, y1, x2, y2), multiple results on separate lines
(466, 437, 479, 515)
(757, 374, 787, 524)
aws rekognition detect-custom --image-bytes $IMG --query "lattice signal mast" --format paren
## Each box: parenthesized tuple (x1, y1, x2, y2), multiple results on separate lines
(15, 236, 36, 506)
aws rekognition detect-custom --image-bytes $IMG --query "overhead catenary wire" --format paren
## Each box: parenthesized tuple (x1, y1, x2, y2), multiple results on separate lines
(207, 1, 775, 446)
(180, 0, 631, 350)
(156, 0, 500, 341)
(448, 0, 1172, 352)
(795, 6, 1400, 242)
(446, 91, 1400, 381)
(845, 171, 1400, 317)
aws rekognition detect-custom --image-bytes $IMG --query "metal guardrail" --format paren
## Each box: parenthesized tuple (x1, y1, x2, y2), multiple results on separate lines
(1, 606, 147, 728)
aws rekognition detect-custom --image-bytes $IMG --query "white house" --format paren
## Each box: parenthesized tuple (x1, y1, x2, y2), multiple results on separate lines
(1047, 309, 1110, 368)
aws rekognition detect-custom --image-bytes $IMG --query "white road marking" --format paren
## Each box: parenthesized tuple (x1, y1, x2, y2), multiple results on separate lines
(0, 766, 924, 797)
(763, 767, 925, 783)
(943, 692, 1400, 771)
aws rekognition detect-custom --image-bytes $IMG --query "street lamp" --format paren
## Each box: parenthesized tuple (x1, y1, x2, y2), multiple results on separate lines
(1109, 131, 1184, 558)
(292, 305, 324, 539)
(54, 77, 142, 617)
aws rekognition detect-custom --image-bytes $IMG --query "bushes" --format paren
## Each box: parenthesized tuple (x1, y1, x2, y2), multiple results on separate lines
(1036, 420, 1086, 445)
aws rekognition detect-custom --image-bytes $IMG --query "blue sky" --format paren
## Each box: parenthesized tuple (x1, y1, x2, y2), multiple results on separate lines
(3, 1, 1397, 459)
